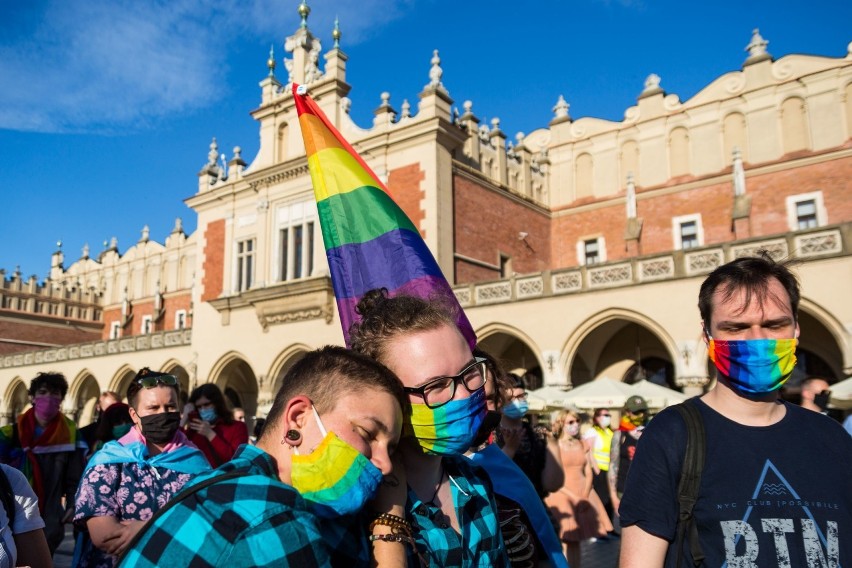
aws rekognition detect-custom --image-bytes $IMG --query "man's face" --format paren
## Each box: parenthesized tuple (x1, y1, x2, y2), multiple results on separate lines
(705, 277, 799, 342)
(802, 379, 830, 400)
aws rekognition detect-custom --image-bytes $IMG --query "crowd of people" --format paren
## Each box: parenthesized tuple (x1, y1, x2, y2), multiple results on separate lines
(0, 253, 849, 567)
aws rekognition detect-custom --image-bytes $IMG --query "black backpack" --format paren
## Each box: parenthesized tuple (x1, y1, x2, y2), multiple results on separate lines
(673, 398, 707, 568)
(672, 399, 706, 568)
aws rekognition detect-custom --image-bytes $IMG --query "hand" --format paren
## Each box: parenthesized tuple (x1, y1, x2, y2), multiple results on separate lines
(188, 418, 215, 441)
(100, 520, 147, 556)
(369, 452, 407, 517)
(180, 403, 196, 427)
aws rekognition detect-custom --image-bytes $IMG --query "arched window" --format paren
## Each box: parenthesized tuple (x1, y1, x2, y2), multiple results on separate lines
(620, 140, 639, 183)
(781, 97, 809, 154)
(277, 122, 289, 162)
(669, 127, 690, 177)
(723, 112, 748, 165)
(575, 153, 594, 199)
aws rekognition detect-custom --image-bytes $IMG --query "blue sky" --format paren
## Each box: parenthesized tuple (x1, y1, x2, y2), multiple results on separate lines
(1, 0, 850, 280)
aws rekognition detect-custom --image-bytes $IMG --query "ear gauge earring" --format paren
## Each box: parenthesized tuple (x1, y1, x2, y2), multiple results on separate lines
(281, 429, 301, 447)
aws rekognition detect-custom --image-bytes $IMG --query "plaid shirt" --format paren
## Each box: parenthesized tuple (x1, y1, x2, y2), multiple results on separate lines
(120, 444, 330, 568)
(407, 456, 508, 567)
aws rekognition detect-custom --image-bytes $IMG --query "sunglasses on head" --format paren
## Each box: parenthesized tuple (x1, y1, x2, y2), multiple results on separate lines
(134, 373, 178, 389)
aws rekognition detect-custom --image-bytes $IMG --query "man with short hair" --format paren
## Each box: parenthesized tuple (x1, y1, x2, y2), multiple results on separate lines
(619, 253, 852, 566)
(799, 376, 831, 413)
(0, 372, 86, 555)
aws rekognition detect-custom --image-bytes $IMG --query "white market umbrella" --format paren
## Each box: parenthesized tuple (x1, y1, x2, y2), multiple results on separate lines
(559, 377, 636, 410)
(829, 376, 852, 409)
(630, 379, 689, 410)
(529, 385, 575, 409)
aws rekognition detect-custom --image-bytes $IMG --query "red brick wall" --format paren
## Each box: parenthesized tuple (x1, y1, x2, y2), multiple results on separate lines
(163, 294, 192, 330)
(201, 219, 226, 302)
(388, 164, 426, 236)
(101, 292, 192, 339)
(453, 174, 552, 284)
(551, 154, 852, 267)
(102, 307, 121, 340)
(0, 315, 101, 354)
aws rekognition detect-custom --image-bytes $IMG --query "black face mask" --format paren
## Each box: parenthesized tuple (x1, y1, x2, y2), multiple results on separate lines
(813, 390, 831, 412)
(139, 412, 181, 445)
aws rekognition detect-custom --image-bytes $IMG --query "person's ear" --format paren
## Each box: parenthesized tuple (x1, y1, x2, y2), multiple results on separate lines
(700, 322, 711, 345)
(128, 405, 141, 428)
(281, 396, 312, 449)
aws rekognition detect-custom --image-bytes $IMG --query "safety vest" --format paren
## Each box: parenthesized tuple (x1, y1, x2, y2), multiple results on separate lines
(592, 426, 613, 471)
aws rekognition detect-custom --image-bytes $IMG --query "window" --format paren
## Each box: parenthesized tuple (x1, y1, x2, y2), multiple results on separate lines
(277, 201, 317, 282)
(577, 237, 606, 266)
(795, 200, 817, 230)
(500, 254, 512, 278)
(680, 221, 699, 249)
(236, 238, 255, 292)
(785, 191, 826, 232)
(109, 321, 121, 339)
(672, 214, 704, 250)
(141, 315, 153, 334)
(175, 310, 187, 330)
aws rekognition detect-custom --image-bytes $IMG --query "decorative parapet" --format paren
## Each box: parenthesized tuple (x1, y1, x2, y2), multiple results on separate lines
(456, 224, 849, 308)
(1, 329, 192, 370)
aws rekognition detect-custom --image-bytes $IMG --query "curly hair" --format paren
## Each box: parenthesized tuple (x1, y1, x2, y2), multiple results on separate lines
(29, 372, 68, 398)
(348, 288, 459, 365)
(473, 347, 513, 410)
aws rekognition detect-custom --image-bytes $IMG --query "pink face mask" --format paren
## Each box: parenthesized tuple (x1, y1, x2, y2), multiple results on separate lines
(34, 396, 62, 422)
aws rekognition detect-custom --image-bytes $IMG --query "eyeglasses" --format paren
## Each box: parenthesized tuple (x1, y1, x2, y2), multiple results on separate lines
(404, 357, 487, 409)
(134, 373, 178, 389)
(510, 392, 528, 401)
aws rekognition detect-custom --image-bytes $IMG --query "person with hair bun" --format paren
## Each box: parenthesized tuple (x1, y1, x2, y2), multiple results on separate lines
(73, 368, 209, 567)
(182, 383, 249, 467)
(350, 288, 508, 567)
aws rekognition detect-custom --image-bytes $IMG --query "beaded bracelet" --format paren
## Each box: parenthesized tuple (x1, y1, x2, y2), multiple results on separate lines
(369, 513, 413, 534)
(369, 533, 415, 545)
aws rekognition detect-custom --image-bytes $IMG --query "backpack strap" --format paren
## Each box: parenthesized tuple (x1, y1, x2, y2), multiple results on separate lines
(0, 466, 16, 528)
(118, 468, 249, 563)
(672, 399, 706, 568)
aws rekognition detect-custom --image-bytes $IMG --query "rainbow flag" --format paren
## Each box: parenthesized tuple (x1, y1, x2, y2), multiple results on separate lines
(293, 84, 476, 348)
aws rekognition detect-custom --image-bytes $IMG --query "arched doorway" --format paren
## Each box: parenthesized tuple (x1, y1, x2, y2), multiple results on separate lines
(266, 347, 311, 418)
(2, 379, 30, 426)
(71, 371, 101, 427)
(570, 319, 676, 389)
(477, 330, 542, 390)
(161, 361, 191, 407)
(209, 354, 259, 429)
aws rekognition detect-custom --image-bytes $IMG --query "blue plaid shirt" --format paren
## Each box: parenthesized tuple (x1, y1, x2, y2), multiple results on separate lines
(407, 456, 508, 567)
(120, 444, 331, 567)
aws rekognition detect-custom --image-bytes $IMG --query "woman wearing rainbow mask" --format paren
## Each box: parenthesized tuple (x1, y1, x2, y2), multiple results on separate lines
(350, 289, 509, 566)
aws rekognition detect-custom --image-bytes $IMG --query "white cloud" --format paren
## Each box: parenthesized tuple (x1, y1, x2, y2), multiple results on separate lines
(0, 0, 414, 133)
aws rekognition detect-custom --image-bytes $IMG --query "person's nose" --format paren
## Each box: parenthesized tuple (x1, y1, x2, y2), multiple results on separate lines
(742, 326, 769, 340)
(372, 447, 393, 476)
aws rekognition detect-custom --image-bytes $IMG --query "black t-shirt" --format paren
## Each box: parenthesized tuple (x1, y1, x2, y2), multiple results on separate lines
(620, 398, 852, 566)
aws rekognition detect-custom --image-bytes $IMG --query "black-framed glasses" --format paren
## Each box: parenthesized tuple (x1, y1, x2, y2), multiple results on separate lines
(135, 374, 178, 389)
(404, 357, 487, 409)
(510, 392, 529, 401)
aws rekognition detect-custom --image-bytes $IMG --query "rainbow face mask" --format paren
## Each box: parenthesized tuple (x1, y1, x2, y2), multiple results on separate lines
(407, 387, 486, 455)
(291, 406, 382, 518)
(708, 338, 797, 394)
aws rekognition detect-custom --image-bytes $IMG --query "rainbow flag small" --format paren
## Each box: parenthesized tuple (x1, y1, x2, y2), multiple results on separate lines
(293, 84, 475, 347)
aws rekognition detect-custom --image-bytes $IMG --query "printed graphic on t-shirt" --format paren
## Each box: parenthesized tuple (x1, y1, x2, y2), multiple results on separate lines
(715, 459, 840, 567)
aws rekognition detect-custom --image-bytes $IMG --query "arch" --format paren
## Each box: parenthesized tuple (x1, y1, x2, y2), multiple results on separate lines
(476, 323, 543, 389)
(68, 369, 100, 426)
(845, 83, 852, 144)
(793, 299, 849, 382)
(110, 365, 138, 401)
(267, 344, 313, 398)
(722, 112, 748, 165)
(2, 377, 30, 426)
(575, 153, 593, 199)
(277, 122, 290, 163)
(780, 96, 809, 154)
(563, 308, 680, 388)
(619, 139, 639, 183)
(207, 351, 259, 426)
(160, 359, 191, 404)
(669, 127, 690, 177)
